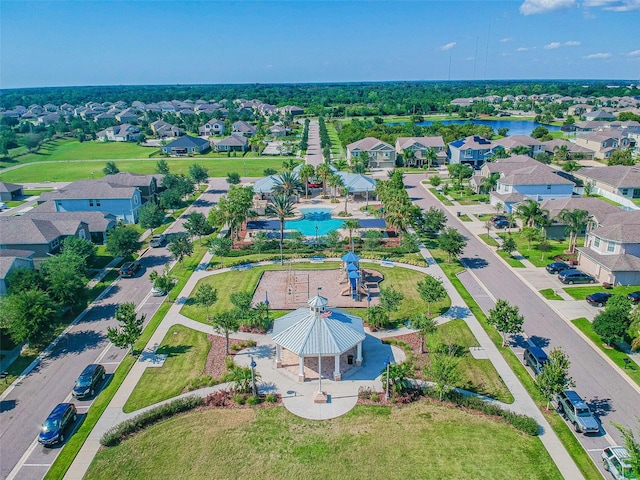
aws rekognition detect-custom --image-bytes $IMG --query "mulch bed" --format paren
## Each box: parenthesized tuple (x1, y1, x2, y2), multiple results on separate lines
(203, 334, 245, 378)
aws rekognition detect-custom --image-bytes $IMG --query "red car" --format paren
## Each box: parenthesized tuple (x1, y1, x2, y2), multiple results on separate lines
(308, 181, 323, 189)
(627, 291, 640, 304)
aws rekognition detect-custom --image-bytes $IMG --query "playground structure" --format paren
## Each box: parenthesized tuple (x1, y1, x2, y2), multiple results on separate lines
(339, 252, 369, 300)
(285, 260, 310, 305)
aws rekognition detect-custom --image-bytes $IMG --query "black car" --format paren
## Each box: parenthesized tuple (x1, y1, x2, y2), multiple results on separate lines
(118, 261, 140, 277)
(493, 219, 516, 229)
(490, 215, 508, 223)
(627, 291, 640, 304)
(546, 262, 575, 274)
(38, 403, 76, 446)
(72, 364, 106, 398)
(586, 292, 612, 307)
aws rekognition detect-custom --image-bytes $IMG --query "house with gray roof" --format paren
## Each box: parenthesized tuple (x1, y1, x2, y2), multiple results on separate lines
(395, 136, 446, 167)
(151, 120, 184, 138)
(572, 165, 640, 210)
(232, 121, 257, 137)
(96, 124, 140, 142)
(25, 205, 117, 244)
(0, 182, 23, 201)
(346, 137, 396, 169)
(493, 135, 545, 158)
(538, 197, 622, 240)
(541, 139, 595, 161)
(0, 217, 90, 262)
(577, 210, 640, 285)
(100, 172, 162, 203)
(198, 118, 225, 136)
(39, 180, 142, 223)
(0, 249, 35, 295)
(161, 135, 210, 155)
(574, 132, 629, 160)
(214, 135, 248, 152)
(115, 109, 139, 123)
(447, 136, 499, 168)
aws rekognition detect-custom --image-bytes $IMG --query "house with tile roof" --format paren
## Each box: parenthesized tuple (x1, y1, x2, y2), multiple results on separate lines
(447, 136, 499, 168)
(0, 249, 35, 295)
(115, 108, 139, 124)
(0, 182, 23, 201)
(493, 135, 545, 158)
(538, 197, 622, 240)
(214, 135, 248, 152)
(395, 136, 446, 167)
(232, 121, 257, 137)
(574, 132, 630, 160)
(572, 165, 640, 210)
(584, 110, 616, 122)
(150, 120, 184, 138)
(346, 137, 396, 169)
(161, 135, 210, 155)
(541, 139, 595, 161)
(198, 118, 225, 136)
(577, 210, 640, 285)
(100, 172, 162, 203)
(39, 180, 142, 224)
(25, 205, 117, 244)
(96, 124, 140, 142)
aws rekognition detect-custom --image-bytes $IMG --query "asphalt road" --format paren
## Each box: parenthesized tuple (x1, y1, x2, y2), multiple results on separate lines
(405, 174, 640, 472)
(0, 178, 229, 480)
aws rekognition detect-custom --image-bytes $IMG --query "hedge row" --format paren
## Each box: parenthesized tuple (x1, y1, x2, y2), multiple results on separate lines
(100, 396, 203, 447)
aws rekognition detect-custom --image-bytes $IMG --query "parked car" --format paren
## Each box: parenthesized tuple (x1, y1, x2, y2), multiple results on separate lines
(627, 291, 640, 304)
(558, 270, 596, 285)
(38, 403, 77, 446)
(493, 219, 516, 229)
(490, 215, 508, 223)
(72, 364, 105, 399)
(586, 292, 612, 307)
(118, 261, 141, 277)
(523, 346, 548, 375)
(0, 201, 7, 210)
(149, 234, 166, 248)
(151, 285, 166, 297)
(602, 445, 637, 480)
(555, 390, 600, 434)
(546, 262, 575, 274)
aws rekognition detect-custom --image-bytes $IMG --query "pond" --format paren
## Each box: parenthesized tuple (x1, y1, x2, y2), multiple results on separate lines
(387, 119, 561, 137)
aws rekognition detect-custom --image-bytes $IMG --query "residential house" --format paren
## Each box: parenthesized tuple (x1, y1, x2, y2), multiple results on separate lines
(574, 132, 626, 160)
(151, 120, 184, 138)
(25, 204, 117, 244)
(577, 210, 640, 285)
(93, 111, 117, 123)
(39, 180, 142, 224)
(96, 124, 140, 142)
(584, 110, 616, 122)
(572, 165, 640, 210)
(0, 216, 90, 263)
(277, 105, 304, 116)
(161, 135, 211, 155)
(568, 104, 593, 116)
(346, 137, 396, 169)
(115, 108, 139, 123)
(232, 121, 257, 137)
(0, 182, 23, 201)
(214, 135, 248, 152)
(268, 125, 287, 137)
(0, 250, 35, 295)
(395, 136, 446, 167)
(100, 172, 162, 203)
(447, 136, 499, 168)
(493, 135, 544, 158)
(198, 119, 225, 136)
(538, 197, 621, 240)
(541, 139, 595, 161)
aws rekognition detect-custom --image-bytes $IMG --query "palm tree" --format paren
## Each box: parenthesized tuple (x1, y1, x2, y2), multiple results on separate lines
(557, 208, 590, 253)
(266, 194, 295, 264)
(298, 164, 315, 199)
(342, 218, 360, 251)
(328, 174, 344, 200)
(341, 186, 351, 214)
(281, 158, 297, 171)
(332, 159, 348, 171)
(402, 149, 415, 167)
(316, 163, 332, 197)
(273, 171, 303, 200)
(515, 199, 548, 228)
(481, 173, 500, 193)
(553, 144, 571, 163)
(424, 147, 437, 170)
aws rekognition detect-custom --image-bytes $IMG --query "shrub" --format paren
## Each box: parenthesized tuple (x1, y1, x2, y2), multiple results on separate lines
(233, 393, 246, 405)
(204, 390, 230, 407)
(100, 396, 203, 447)
(246, 395, 261, 405)
(358, 386, 374, 400)
(186, 375, 220, 391)
(264, 393, 278, 403)
(370, 392, 380, 403)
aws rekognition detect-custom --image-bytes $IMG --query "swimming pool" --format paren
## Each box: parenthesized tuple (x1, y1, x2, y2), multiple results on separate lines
(284, 208, 345, 236)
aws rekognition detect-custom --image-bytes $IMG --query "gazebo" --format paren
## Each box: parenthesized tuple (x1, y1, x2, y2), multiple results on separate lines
(272, 295, 366, 382)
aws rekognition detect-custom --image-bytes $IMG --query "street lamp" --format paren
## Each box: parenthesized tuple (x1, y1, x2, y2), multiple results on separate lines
(385, 355, 391, 400)
(250, 357, 257, 397)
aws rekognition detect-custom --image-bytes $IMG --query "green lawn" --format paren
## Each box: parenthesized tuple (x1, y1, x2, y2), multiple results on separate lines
(22, 188, 54, 196)
(563, 285, 639, 300)
(326, 123, 343, 158)
(0, 157, 289, 183)
(496, 249, 526, 268)
(85, 403, 561, 480)
(572, 318, 640, 387)
(478, 233, 499, 247)
(458, 213, 472, 222)
(181, 262, 450, 326)
(539, 289, 564, 301)
(497, 232, 580, 268)
(448, 190, 489, 205)
(427, 187, 454, 206)
(123, 325, 211, 413)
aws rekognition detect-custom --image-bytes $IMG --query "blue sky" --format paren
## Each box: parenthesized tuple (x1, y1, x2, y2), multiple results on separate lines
(1, 0, 639, 88)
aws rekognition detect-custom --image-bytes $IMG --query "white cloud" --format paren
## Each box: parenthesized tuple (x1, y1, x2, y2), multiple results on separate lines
(517, 47, 532, 51)
(465, 56, 475, 61)
(544, 42, 562, 49)
(500, 38, 512, 43)
(628, 49, 640, 56)
(564, 40, 581, 46)
(520, 0, 575, 15)
(583, 0, 640, 11)
(440, 42, 456, 51)
(583, 52, 612, 59)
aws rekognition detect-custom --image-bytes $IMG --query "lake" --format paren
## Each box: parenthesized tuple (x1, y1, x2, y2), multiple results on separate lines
(387, 119, 562, 137)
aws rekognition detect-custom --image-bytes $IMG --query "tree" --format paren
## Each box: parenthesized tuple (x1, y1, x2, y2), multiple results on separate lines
(366, 306, 388, 330)
(515, 199, 548, 227)
(501, 235, 517, 254)
(422, 206, 447, 234)
(562, 160, 581, 173)
(207, 236, 232, 267)
(211, 310, 240, 355)
(316, 163, 333, 197)
(342, 219, 360, 251)
(252, 231, 269, 259)
(629, 308, 640, 352)
(40, 251, 87, 310)
(363, 229, 382, 249)
(102, 161, 120, 175)
(155, 158, 170, 174)
(230, 291, 254, 316)
(417, 275, 447, 316)
(379, 286, 404, 322)
(424, 147, 437, 170)
(106, 225, 141, 258)
(424, 346, 460, 400)
(168, 235, 194, 266)
(521, 226, 539, 250)
(138, 201, 165, 230)
(380, 361, 415, 396)
(273, 171, 304, 199)
(481, 173, 500, 193)
(487, 299, 525, 347)
(106, 302, 145, 354)
(429, 175, 441, 187)
(608, 149, 635, 166)
(557, 208, 589, 254)
(194, 284, 218, 321)
(188, 163, 209, 185)
(5, 267, 46, 294)
(183, 212, 211, 243)
(226, 172, 241, 185)
(149, 265, 176, 300)
(536, 347, 574, 409)
(447, 163, 473, 189)
(0, 289, 56, 345)
(438, 227, 467, 263)
(593, 295, 633, 346)
(265, 194, 295, 264)
(612, 422, 640, 477)
(62, 236, 96, 265)
(410, 314, 438, 354)
(483, 220, 494, 236)
(22, 133, 43, 152)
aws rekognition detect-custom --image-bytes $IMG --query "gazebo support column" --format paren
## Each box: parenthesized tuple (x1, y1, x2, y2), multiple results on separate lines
(333, 355, 342, 381)
(356, 342, 363, 366)
(298, 355, 305, 382)
(275, 344, 282, 368)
